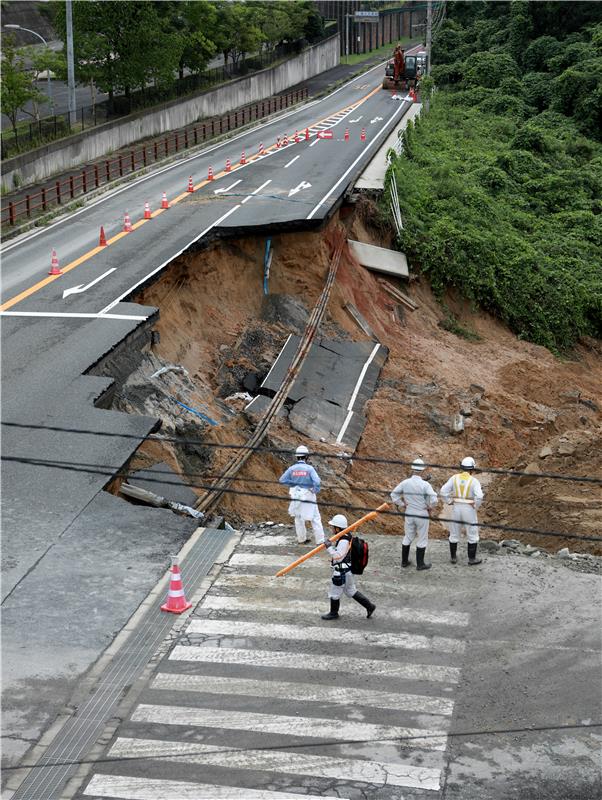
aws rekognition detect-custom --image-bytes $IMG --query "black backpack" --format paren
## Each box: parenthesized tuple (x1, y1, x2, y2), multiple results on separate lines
(350, 535, 369, 575)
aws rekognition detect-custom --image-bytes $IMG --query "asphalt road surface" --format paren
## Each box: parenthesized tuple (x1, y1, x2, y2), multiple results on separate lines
(75, 533, 602, 800)
(0, 59, 413, 781)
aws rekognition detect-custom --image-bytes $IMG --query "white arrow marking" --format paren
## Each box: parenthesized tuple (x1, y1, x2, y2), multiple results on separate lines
(349, 116, 363, 123)
(62, 268, 116, 300)
(288, 181, 312, 197)
(370, 116, 384, 124)
(214, 180, 242, 195)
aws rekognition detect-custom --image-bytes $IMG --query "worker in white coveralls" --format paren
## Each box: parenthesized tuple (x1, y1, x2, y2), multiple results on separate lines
(390, 458, 438, 571)
(440, 456, 484, 565)
(279, 445, 325, 545)
(321, 514, 375, 621)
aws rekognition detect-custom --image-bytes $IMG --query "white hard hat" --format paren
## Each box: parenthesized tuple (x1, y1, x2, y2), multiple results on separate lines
(328, 514, 348, 529)
(411, 458, 426, 471)
(295, 445, 309, 457)
(461, 456, 476, 469)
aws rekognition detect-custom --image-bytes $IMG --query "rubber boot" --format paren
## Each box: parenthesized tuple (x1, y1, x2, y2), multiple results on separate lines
(353, 591, 376, 619)
(416, 547, 432, 571)
(467, 543, 482, 565)
(321, 598, 340, 620)
(401, 544, 412, 568)
(449, 542, 458, 564)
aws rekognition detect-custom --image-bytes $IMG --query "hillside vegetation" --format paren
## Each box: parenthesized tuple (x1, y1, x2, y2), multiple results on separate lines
(388, 1, 602, 352)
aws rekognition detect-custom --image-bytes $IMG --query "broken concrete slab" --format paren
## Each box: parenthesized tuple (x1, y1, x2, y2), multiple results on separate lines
(348, 239, 409, 278)
(129, 461, 197, 507)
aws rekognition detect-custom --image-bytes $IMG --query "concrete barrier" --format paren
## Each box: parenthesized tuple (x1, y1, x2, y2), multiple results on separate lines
(2, 36, 340, 191)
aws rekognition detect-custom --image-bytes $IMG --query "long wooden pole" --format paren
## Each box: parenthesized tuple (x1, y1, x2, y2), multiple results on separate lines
(275, 502, 389, 578)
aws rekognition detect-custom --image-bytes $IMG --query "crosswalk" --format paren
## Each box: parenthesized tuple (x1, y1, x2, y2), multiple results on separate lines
(82, 530, 468, 799)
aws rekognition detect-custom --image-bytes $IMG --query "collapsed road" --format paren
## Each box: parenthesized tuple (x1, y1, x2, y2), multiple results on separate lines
(0, 57, 418, 785)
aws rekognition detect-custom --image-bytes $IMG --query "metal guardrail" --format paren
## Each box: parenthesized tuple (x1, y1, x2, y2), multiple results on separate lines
(1, 88, 308, 228)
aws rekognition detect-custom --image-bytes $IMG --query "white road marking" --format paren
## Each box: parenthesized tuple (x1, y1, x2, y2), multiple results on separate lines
(240, 534, 291, 546)
(98, 205, 240, 314)
(349, 116, 363, 123)
(213, 179, 242, 195)
(201, 593, 470, 627)
(288, 180, 312, 197)
(307, 102, 408, 220)
(62, 267, 116, 299)
(337, 342, 381, 443)
(370, 116, 384, 123)
(241, 178, 272, 205)
(284, 154, 300, 168)
(108, 737, 443, 791)
(84, 774, 345, 800)
(187, 617, 464, 653)
(152, 672, 455, 717)
(0, 311, 148, 321)
(132, 704, 448, 750)
(309, 138, 320, 147)
(170, 645, 460, 683)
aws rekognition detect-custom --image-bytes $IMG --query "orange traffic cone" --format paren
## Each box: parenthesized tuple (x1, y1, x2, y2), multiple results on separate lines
(360, 128, 366, 142)
(344, 128, 349, 142)
(123, 212, 132, 232)
(225, 158, 231, 172)
(99, 226, 107, 247)
(161, 557, 192, 614)
(187, 176, 194, 193)
(294, 130, 300, 143)
(161, 192, 169, 209)
(144, 202, 151, 220)
(258, 142, 265, 155)
(240, 150, 246, 165)
(207, 165, 214, 181)
(283, 134, 289, 146)
(305, 127, 310, 140)
(276, 137, 281, 148)
(48, 249, 62, 275)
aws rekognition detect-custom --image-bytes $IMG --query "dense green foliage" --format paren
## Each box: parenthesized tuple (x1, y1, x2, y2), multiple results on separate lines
(388, 1, 602, 352)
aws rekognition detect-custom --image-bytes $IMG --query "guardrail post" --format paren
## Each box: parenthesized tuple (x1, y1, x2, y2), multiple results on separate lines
(41, 187, 47, 211)
(142, 146, 147, 167)
(69, 176, 75, 199)
(184, 129, 189, 148)
(82, 169, 87, 193)
(130, 150, 135, 171)
(154, 141, 158, 161)
(164, 136, 169, 156)
(119, 155, 123, 177)
(94, 164, 100, 188)
(175, 133, 179, 152)
(193, 126, 198, 145)
(9, 202, 16, 226)
(56, 180, 62, 204)
(106, 160, 111, 181)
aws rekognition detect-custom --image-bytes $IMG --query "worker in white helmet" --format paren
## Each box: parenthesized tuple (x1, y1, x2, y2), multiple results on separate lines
(439, 457, 484, 565)
(321, 513, 375, 621)
(390, 458, 438, 571)
(279, 445, 325, 545)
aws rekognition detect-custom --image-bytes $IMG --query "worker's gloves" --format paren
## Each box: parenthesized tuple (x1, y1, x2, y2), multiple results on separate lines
(323, 538, 333, 548)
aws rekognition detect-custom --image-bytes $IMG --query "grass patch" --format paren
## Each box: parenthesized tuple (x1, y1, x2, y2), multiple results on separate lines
(438, 314, 482, 342)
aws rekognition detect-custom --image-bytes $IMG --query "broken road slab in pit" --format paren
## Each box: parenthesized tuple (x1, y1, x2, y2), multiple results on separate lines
(128, 461, 198, 507)
(245, 336, 387, 450)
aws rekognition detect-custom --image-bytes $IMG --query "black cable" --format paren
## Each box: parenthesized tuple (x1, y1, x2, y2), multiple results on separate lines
(3, 420, 601, 484)
(3, 453, 601, 542)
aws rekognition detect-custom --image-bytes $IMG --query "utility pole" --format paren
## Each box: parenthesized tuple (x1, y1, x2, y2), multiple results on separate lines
(426, 0, 432, 75)
(66, 0, 77, 127)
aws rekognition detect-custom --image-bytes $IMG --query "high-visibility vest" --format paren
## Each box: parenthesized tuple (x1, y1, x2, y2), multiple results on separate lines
(452, 472, 474, 504)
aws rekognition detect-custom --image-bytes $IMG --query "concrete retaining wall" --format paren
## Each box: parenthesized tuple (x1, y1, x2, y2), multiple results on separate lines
(3, 35, 339, 190)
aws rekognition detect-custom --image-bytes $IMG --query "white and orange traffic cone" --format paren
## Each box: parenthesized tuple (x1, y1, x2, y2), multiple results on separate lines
(144, 201, 151, 220)
(161, 556, 192, 614)
(161, 192, 169, 209)
(187, 176, 194, 193)
(48, 248, 62, 275)
(294, 130, 300, 143)
(258, 142, 265, 155)
(360, 128, 366, 142)
(99, 226, 107, 247)
(283, 134, 289, 146)
(344, 128, 349, 142)
(276, 137, 281, 148)
(305, 127, 310, 140)
(225, 158, 231, 172)
(240, 150, 246, 165)
(123, 212, 132, 232)
(207, 165, 214, 181)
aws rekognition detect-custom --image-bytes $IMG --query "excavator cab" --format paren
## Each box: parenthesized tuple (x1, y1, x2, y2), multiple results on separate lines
(383, 54, 420, 90)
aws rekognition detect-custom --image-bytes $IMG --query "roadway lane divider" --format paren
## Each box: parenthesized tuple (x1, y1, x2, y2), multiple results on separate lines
(0, 83, 384, 314)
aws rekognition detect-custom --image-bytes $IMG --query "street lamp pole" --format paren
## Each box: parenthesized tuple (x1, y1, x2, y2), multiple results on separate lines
(65, 0, 77, 126)
(3, 24, 53, 111)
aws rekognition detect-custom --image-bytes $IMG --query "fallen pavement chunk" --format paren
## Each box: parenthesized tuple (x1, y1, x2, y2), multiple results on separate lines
(557, 547, 571, 559)
(501, 539, 521, 549)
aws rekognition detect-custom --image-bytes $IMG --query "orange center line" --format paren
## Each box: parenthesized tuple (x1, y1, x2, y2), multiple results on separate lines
(0, 85, 381, 314)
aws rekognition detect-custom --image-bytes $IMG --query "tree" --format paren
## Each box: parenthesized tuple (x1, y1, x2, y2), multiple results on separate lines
(0, 35, 44, 136)
(212, 2, 262, 71)
(169, 1, 217, 79)
(23, 46, 66, 118)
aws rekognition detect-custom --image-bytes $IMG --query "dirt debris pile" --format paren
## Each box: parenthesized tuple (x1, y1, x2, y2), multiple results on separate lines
(111, 211, 601, 552)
